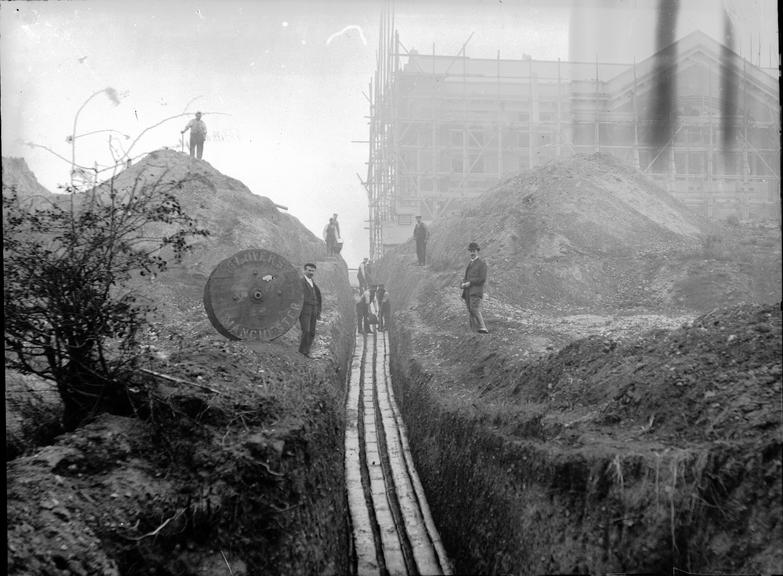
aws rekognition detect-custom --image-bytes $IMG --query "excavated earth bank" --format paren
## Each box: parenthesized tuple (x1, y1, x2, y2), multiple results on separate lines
(377, 154, 782, 574)
(5, 152, 356, 575)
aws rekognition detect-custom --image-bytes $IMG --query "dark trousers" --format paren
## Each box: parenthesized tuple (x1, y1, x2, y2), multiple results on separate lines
(416, 240, 426, 265)
(465, 294, 487, 332)
(357, 311, 372, 333)
(299, 305, 317, 354)
(189, 136, 204, 159)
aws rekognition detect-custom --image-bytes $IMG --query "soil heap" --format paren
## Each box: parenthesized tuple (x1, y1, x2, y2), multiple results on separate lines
(2, 157, 56, 199)
(423, 153, 778, 313)
(5, 152, 356, 575)
(377, 153, 782, 574)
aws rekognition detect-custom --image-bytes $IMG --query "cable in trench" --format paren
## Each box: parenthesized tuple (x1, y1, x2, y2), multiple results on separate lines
(372, 331, 419, 575)
(356, 333, 388, 574)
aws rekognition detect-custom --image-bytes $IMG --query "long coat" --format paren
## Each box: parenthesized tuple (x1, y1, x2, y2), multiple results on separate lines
(461, 257, 487, 300)
(301, 277, 322, 317)
(413, 222, 429, 243)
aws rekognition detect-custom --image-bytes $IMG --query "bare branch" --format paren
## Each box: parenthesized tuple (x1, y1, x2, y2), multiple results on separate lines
(139, 368, 220, 394)
(123, 509, 185, 541)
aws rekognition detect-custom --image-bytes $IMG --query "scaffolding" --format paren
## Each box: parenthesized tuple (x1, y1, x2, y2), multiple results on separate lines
(362, 3, 398, 260)
(364, 19, 781, 257)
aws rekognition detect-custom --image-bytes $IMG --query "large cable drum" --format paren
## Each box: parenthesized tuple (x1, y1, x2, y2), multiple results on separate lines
(203, 249, 303, 341)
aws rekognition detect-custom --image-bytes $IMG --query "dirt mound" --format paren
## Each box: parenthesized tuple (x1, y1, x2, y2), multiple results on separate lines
(410, 153, 779, 313)
(7, 330, 353, 575)
(5, 153, 356, 575)
(99, 150, 328, 296)
(2, 157, 56, 199)
(389, 303, 781, 574)
(383, 286, 782, 574)
(377, 153, 782, 574)
(509, 303, 781, 445)
(426, 153, 710, 264)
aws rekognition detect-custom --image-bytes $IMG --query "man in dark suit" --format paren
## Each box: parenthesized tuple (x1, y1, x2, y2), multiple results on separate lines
(299, 263, 322, 356)
(375, 284, 386, 313)
(356, 289, 371, 334)
(379, 291, 391, 332)
(460, 242, 489, 334)
(357, 257, 369, 292)
(413, 216, 429, 265)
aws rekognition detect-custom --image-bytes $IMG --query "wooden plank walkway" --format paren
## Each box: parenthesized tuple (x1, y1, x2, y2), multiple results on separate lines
(344, 331, 452, 576)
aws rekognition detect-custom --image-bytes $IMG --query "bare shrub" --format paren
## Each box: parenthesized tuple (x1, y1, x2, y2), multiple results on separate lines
(3, 173, 209, 430)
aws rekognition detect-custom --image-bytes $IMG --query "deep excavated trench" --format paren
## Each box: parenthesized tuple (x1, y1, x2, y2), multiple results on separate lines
(344, 330, 451, 576)
(5, 152, 779, 574)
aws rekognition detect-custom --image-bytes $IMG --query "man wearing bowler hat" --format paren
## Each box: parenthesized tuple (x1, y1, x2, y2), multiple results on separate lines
(460, 241, 489, 334)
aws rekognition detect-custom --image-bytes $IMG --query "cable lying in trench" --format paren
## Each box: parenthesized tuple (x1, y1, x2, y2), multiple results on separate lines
(345, 331, 452, 576)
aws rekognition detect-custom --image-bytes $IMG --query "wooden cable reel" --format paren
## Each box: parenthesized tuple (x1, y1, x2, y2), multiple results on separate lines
(203, 249, 303, 341)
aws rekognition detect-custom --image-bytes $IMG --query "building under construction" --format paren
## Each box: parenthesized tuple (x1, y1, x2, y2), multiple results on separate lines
(362, 19, 780, 259)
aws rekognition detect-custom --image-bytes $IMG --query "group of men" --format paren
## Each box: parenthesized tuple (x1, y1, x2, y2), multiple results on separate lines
(354, 257, 390, 333)
(183, 110, 488, 356)
(356, 284, 390, 334)
(295, 261, 394, 358)
(297, 240, 487, 358)
(295, 211, 490, 360)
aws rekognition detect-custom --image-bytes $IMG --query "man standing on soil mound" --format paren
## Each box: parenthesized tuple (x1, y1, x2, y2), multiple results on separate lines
(181, 111, 207, 159)
(461, 242, 489, 334)
(299, 263, 322, 357)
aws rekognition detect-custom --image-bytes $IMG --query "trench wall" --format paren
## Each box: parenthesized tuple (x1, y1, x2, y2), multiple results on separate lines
(5, 258, 358, 576)
(389, 324, 780, 574)
(382, 253, 780, 575)
(273, 258, 356, 575)
(388, 324, 671, 574)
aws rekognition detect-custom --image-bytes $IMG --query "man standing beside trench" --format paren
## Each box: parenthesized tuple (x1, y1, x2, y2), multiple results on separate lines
(460, 242, 489, 334)
(299, 263, 322, 357)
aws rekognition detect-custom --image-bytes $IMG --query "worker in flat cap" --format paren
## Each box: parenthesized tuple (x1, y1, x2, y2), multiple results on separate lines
(460, 241, 489, 334)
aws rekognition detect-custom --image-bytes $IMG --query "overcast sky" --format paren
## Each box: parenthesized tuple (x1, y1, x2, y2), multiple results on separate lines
(1, 0, 778, 267)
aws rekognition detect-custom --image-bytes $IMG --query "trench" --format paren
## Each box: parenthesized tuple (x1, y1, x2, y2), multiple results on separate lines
(344, 330, 452, 576)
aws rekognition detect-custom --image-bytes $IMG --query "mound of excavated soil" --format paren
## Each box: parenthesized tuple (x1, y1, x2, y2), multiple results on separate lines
(390, 302, 781, 574)
(4, 152, 356, 575)
(377, 153, 782, 574)
(5, 150, 330, 300)
(413, 153, 780, 313)
(2, 157, 55, 199)
(449, 152, 709, 256)
(509, 303, 781, 445)
(101, 150, 328, 294)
